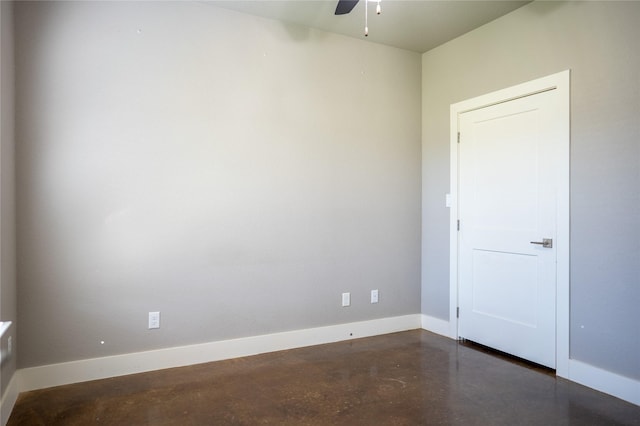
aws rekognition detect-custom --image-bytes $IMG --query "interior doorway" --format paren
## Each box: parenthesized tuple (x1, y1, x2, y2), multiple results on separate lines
(449, 70, 570, 376)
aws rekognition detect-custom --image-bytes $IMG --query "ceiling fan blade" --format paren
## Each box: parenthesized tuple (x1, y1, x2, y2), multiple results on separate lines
(335, 0, 359, 15)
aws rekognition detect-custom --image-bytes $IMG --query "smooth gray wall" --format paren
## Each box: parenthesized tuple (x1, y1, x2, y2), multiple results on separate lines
(421, 1, 639, 380)
(15, 1, 421, 368)
(0, 0, 18, 397)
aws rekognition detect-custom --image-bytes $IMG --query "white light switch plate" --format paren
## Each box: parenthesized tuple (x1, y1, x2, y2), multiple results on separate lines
(148, 311, 160, 329)
(342, 292, 350, 307)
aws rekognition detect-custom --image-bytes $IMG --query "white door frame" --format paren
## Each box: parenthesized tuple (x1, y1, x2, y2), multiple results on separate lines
(449, 70, 570, 378)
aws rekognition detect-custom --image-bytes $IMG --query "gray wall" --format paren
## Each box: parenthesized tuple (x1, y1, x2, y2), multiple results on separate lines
(421, 1, 640, 380)
(15, 1, 422, 368)
(0, 0, 18, 397)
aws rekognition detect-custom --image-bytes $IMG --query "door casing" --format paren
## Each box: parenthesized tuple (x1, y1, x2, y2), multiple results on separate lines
(449, 70, 570, 378)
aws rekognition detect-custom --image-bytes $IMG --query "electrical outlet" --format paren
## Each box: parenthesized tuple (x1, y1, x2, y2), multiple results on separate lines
(342, 292, 351, 307)
(148, 311, 160, 329)
(371, 289, 379, 304)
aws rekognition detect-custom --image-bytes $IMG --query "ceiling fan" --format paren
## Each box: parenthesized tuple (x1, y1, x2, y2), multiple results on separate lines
(335, 0, 382, 36)
(335, 0, 359, 15)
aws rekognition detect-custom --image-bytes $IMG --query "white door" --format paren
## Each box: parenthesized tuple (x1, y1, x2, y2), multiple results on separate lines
(457, 88, 564, 369)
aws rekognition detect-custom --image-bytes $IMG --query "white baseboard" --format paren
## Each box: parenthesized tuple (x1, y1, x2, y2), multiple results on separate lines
(18, 314, 421, 393)
(1, 373, 19, 426)
(420, 315, 639, 407)
(11, 315, 639, 417)
(421, 314, 455, 339)
(569, 359, 640, 406)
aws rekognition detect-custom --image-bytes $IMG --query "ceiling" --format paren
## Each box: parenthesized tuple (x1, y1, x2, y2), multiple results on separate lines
(208, 0, 531, 53)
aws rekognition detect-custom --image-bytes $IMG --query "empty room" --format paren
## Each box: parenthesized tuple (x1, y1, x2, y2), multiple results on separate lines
(0, 0, 638, 424)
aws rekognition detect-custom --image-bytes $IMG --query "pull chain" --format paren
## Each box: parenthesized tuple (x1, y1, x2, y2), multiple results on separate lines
(364, 0, 368, 36)
(364, 0, 381, 37)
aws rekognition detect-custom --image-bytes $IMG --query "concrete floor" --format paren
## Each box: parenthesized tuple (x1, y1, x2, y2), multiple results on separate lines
(8, 330, 640, 425)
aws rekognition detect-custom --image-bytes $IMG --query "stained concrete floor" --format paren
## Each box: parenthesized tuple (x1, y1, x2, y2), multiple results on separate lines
(8, 330, 640, 425)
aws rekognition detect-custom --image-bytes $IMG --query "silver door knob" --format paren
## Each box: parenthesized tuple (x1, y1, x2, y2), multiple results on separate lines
(530, 238, 553, 248)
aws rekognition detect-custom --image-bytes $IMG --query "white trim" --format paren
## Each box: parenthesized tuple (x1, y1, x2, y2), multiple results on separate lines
(9, 315, 640, 412)
(1, 373, 19, 426)
(421, 314, 455, 339)
(554, 70, 571, 379)
(449, 70, 571, 375)
(0, 322, 15, 426)
(449, 104, 460, 343)
(18, 315, 421, 392)
(422, 316, 640, 407)
(0, 323, 11, 340)
(569, 359, 640, 406)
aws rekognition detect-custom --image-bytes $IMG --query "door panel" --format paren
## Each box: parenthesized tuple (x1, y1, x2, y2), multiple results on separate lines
(471, 250, 538, 328)
(458, 90, 560, 368)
